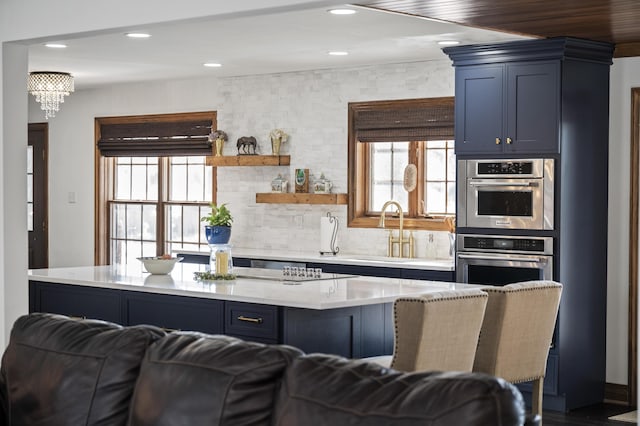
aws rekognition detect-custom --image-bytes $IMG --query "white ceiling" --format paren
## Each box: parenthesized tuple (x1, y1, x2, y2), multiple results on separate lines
(27, 6, 531, 90)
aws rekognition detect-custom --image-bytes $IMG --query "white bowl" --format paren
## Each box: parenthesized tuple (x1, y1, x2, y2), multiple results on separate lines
(138, 257, 183, 274)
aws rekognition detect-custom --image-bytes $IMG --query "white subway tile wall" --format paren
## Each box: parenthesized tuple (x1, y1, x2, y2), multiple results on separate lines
(211, 60, 455, 258)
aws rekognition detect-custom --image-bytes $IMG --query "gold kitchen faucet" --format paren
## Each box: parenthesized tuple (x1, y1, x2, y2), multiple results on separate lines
(378, 200, 414, 258)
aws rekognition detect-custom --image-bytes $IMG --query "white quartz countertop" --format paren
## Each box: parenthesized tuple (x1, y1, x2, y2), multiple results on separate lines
(29, 263, 474, 310)
(176, 248, 455, 271)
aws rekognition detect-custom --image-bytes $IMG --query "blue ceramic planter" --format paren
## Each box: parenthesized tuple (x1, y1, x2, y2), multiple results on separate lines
(205, 225, 231, 244)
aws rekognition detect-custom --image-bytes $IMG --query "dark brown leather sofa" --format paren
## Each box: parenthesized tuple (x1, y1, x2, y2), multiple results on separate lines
(0, 313, 537, 425)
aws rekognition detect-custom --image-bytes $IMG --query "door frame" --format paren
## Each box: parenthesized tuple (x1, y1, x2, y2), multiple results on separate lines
(28, 122, 49, 269)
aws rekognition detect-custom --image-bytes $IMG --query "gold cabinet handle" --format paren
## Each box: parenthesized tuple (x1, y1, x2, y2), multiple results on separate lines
(506, 137, 513, 144)
(495, 137, 501, 145)
(237, 315, 263, 324)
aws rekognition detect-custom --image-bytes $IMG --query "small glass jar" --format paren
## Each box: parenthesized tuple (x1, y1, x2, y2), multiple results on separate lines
(209, 243, 233, 275)
(271, 174, 288, 193)
(313, 173, 332, 194)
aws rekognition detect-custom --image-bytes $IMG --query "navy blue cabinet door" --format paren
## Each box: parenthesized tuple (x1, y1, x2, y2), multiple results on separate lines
(124, 291, 224, 334)
(455, 65, 504, 155)
(455, 62, 559, 155)
(506, 62, 559, 154)
(283, 306, 362, 358)
(29, 281, 122, 324)
(283, 304, 392, 358)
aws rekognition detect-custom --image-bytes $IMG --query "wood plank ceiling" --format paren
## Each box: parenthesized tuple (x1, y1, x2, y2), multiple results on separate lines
(359, 0, 640, 57)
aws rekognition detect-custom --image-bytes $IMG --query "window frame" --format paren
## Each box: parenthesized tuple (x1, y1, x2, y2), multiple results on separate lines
(347, 98, 454, 231)
(95, 111, 216, 265)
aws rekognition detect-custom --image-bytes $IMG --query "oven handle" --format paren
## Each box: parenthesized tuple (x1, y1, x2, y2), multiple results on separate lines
(457, 253, 548, 263)
(468, 181, 538, 187)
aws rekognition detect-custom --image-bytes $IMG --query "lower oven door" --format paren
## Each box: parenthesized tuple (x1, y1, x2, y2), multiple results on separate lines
(456, 252, 553, 285)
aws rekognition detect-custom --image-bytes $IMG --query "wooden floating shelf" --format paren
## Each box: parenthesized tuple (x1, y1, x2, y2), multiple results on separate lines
(206, 155, 290, 167)
(256, 193, 348, 205)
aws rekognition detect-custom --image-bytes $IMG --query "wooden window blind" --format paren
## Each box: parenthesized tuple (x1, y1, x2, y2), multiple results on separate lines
(353, 97, 454, 142)
(97, 112, 216, 157)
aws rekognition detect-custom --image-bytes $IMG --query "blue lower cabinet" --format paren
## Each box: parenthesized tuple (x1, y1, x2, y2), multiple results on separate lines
(124, 291, 224, 334)
(282, 304, 392, 358)
(29, 281, 394, 359)
(225, 302, 281, 341)
(177, 253, 209, 264)
(29, 281, 122, 324)
(307, 262, 403, 278)
(283, 306, 362, 358)
(401, 269, 455, 282)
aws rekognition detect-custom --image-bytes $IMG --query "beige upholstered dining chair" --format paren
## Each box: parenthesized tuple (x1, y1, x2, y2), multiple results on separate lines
(367, 289, 489, 373)
(472, 280, 562, 422)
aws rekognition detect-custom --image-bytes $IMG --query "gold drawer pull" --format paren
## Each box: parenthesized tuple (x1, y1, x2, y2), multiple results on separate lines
(506, 137, 513, 144)
(237, 315, 263, 324)
(495, 137, 501, 145)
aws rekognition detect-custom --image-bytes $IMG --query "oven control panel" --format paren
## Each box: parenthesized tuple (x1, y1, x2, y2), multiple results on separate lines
(477, 161, 533, 175)
(458, 234, 553, 255)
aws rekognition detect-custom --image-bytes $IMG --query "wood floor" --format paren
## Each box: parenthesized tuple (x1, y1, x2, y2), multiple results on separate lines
(544, 403, 636, 425)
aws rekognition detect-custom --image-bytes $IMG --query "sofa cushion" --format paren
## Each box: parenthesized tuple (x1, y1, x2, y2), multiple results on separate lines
(0, 313, 164, 426)
(128, 332, 303, 426)
(274, 354, 526, 426)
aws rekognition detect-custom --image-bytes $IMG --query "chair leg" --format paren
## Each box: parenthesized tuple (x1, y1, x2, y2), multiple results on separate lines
(532, 377, 544, 423)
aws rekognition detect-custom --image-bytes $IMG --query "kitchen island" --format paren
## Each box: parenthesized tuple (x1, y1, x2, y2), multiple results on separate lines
(28, 263, 471, 358)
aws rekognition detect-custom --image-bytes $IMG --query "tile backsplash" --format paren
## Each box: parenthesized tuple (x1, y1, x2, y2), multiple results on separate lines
(212, 60, 455, 259)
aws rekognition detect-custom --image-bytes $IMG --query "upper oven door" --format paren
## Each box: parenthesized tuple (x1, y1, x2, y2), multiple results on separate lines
(466, 178, 544, 229)
(457, 158, 554, 230)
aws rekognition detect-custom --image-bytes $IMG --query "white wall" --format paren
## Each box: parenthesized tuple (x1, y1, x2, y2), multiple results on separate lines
(33, 60, 456, 267)
(1, 44, 29, 345)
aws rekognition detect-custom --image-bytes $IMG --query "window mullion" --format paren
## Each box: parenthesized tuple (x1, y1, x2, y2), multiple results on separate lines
(407, 141, 423, 217)
(157, 157, 167, 256)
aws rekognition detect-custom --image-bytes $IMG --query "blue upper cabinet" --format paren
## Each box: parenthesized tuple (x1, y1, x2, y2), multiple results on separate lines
(455, 65, 504, 154)
(445, 37, 612, 157)
(454, 61, 559, 155)
(506, 62, 559, 154)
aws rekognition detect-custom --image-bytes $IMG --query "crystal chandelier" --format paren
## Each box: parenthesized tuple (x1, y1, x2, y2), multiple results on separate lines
(27, 71, 74, 119)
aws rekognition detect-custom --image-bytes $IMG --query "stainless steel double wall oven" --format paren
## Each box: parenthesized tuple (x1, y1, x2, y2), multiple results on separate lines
(455, 158, 555, 285)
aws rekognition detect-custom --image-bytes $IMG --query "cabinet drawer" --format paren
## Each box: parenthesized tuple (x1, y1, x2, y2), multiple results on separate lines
(124, 292, 224, 334)
(30, 281, 122, 324)
(225, 302, 280, 340)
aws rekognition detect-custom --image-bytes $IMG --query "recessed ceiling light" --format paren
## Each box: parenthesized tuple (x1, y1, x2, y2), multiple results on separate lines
(438, 40, 460, 46)
(329, 51, 349, 56)
(203, 62, 222, 68)
(45, 43, 67, 49)
(126, 32, 151, 39)
(328, 8, 356, 15)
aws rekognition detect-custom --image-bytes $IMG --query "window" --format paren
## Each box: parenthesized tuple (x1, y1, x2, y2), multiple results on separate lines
(368, 140, 455, 215)
(348, 98, 455, 230)
(96, 112, 216, 265)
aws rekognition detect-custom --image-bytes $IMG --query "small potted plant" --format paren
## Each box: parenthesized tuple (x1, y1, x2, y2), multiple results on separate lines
(201, 202, 233, 244)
